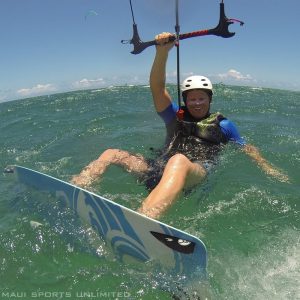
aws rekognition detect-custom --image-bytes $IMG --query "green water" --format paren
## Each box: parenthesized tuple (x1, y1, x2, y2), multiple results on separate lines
(0, 85, 299, 299)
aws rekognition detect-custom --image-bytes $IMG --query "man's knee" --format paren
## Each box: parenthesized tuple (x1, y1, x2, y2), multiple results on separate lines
(167, 153, 190, 165)
(98, 148, 126, 162)
(166, 154, 191, 174)
(165, 154, 206, 187)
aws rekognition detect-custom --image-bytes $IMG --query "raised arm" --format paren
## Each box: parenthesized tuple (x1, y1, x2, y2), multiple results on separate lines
(150, 32, 176, 112)
(242, 144, 289, 183)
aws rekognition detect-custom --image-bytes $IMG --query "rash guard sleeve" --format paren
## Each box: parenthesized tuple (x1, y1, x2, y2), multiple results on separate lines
(219, 119, 246, 145)
(157, 102, 178, 125)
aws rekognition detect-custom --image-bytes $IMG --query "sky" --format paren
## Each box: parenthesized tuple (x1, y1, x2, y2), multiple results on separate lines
(0, 0, 299, 103)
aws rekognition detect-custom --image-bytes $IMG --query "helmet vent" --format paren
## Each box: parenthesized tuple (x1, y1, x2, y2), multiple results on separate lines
(185, 84, 191, 87)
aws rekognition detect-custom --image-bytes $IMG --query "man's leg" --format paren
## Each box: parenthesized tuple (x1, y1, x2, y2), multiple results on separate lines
(138, 154, 206, 219)
(71, 149, 149, 188)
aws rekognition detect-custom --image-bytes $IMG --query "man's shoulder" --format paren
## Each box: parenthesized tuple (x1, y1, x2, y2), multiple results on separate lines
(220, 118, 235, 127)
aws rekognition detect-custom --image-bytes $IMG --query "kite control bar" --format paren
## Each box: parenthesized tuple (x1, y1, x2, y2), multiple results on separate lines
(121, 2, 244, 54)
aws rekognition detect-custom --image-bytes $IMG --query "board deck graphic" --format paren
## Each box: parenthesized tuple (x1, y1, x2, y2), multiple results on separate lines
(5, 165, 207, 279)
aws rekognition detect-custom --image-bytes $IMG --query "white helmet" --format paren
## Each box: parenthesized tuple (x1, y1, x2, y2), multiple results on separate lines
(181, 75, 213, 94)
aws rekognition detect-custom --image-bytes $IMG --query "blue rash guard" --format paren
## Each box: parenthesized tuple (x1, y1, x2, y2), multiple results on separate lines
(158, 102, 246, 146)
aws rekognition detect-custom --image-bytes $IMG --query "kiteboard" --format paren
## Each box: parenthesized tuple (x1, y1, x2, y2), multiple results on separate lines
(5, 165, 207, 280)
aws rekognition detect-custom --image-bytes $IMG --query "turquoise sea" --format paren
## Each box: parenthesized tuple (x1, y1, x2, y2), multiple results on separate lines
(0, 84, 299, 299)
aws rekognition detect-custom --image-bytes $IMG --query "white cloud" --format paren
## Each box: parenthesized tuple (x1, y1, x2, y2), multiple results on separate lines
(0, 95, 7, 103)
(167, 71, 195, 82)
(17, 84, 57, 97)
(166, 71, 177, 79)
(72, 78, 105, 89)
(217, 69, 253, 81)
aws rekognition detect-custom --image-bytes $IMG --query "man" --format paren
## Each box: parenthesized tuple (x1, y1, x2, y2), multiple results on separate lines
(71, 32, 288, 219)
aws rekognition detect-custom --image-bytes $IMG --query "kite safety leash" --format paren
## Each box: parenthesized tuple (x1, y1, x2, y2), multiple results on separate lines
(121, 0, 244, 55)
(175, 0, 182, 108)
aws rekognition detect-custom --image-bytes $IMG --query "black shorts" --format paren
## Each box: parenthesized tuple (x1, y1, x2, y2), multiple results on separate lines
(139, 158, 166, 191)
(139, 155, 215, 191)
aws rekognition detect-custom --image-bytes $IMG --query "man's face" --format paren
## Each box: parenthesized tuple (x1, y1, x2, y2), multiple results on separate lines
(185, 89, 211, 119)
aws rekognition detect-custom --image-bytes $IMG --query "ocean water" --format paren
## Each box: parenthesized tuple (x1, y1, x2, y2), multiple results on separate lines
(0, 85, 299, 300)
